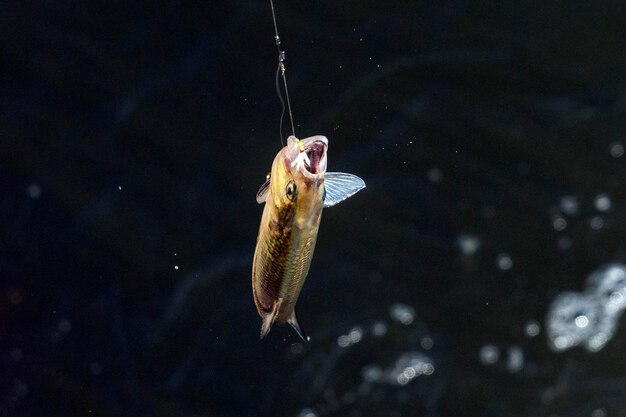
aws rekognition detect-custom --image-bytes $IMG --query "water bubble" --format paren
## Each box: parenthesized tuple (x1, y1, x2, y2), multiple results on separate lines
(14, 381, 29, 398)
(479, 344, 500, 365)
(9, 348, 23, 362)
(506, 345, 524, 373)
(297, 408, 317, 417)
(559, 196, 579, 215)
(546, 292, 603, 351)
(586, 265, 626, 314)
(589, 217, 604, 230)
(585, 327, 612, 352)
(174, 265, 179, 270)
(371, 321, 388, 337)
(349, 327, 363, 344)
(388, 352, 434, 385)
(26, 184, 42, 199)
(420, 336, 434, 350)
(8, 289, 22, 305)
(89, 362, 103, 375)
(389, 303, 415, 325)
(422, 363, 435, 375)
(609, 141, 624, 158)
(291, 343, 303, 355)
(496, 253, 513, 271)
(457, 234, 481, 256)
(396, 373, 409, 385)
(362, 365, 383, 382)
(592, 409, 607, 417)
(557, 236, 573, 250)
(427, 168, 443, 183)
(524, 320, 541, 337)
(574, 315, 589, 328)
(594, 193, 611, 212)
(552, 216, 567, 231)
(403, 367, 416, 379)
(337, 335, 351, 348)
(58, 319, 72, 333)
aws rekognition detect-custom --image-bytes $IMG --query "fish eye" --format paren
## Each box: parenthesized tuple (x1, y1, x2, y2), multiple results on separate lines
(285, 180, 297, 201)
(266, 172, 271, 181)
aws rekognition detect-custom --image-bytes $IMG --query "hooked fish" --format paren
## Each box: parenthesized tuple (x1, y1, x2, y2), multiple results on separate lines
(252, 135, 365, 341)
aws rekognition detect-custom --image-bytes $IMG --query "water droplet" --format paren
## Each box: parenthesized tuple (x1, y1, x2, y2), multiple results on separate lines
(388, 352, 434, 385)
(421, 336, 434, 350)
(9, 348, 23, 362)
(427, 168, 443, 183)
(524, 320, 541, 337)
(552, 216, 567, 231)
(506, 345, 524, 373)
(362, 365, 383, 382)
(291, 343, 303, 355)
(389, 303, 415, 325)
(89, 362, 103, 375)
(371, 321, 388, 337)
(609, 141, 624, 158)
(586, 264, 626, 315)
(559, 196, 579, 215)
(349, 327, 362, 343)
(574, 315, 589, 328)
(457, 235, 481, 256)
(297, 408, 317, 417)
(479, 344, 500, 365)
(589, 216, 605, 230)
(8, 289, 22, 305)
(58, 319, 72, 333)
(26, 184, 42, 199)
(546, 292, 604, 351)
(592, 408, 607, 417)
(14, 381, 28, 398)
(337, 335, 351, 348)
(594, 193, 611, 211)
(496, 254, 513, 271)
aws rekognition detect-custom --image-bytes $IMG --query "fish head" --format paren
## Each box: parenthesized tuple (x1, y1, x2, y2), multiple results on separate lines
(285, 135, 328, 177)
(268, 135, 328, 211)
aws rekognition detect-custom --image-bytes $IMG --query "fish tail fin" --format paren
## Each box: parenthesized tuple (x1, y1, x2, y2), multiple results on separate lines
(260, 298, 283, 341)
(287, 310, 310, 342)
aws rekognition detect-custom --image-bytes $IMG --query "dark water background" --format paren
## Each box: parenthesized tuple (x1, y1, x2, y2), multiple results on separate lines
(3, 1, 626, 416)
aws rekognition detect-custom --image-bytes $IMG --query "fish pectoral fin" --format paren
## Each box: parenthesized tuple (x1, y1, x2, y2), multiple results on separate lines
(287, 310, 310, 342)
(256, 179, 270, 204)
(323, 172, 366, 208)
(260, 298, 283, 341)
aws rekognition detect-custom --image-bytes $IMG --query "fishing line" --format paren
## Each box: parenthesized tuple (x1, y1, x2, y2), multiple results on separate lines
(269, 0, 296, 146)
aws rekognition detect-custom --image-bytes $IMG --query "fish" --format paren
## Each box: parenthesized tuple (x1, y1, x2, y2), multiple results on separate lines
(252, 135, 365, 341)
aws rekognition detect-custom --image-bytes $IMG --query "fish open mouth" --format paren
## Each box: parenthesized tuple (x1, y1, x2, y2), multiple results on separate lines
(304, 141, 327, 175)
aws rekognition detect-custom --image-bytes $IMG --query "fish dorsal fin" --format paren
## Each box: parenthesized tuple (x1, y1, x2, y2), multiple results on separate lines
(256, 179, 270, 204)
(260, 298, 282, 340)
(323, 172, 366, 208)
(287, 310, 310, 342)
